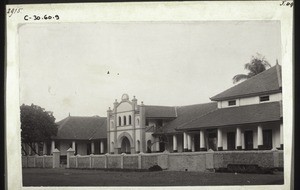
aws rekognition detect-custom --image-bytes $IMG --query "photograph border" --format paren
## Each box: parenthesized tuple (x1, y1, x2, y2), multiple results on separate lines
(5, 1, 293, 189)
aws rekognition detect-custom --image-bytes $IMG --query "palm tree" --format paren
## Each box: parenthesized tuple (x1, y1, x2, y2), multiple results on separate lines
(233, 53, 272, 84)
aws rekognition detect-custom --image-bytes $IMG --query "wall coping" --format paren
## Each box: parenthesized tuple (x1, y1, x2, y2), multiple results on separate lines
(69, 150, 283, 159)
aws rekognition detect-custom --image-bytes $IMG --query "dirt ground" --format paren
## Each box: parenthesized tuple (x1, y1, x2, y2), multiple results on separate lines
(22, 168, 284, 186)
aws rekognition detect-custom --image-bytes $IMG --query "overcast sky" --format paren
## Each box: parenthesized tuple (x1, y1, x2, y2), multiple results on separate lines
(19, 21, 281, 121)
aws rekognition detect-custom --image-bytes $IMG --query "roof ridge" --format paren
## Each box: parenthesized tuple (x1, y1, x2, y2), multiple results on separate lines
(144, 105, 176, 108)
(178, 102, 217, 108)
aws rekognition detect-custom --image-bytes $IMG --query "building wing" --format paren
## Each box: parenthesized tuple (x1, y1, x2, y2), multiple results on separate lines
(176, 102, 281, 130)
(53, 116, 107, 140)
(210, 64, 282, 101)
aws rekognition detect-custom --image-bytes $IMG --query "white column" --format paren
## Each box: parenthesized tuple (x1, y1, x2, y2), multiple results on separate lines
(51, 140, 55, 154)
(35, 143, 39, 155)
(257, 125, 263, 149)
(100, 141, 104, 154)
(173, 135, 178, 152)
(280, 123, 283, 149)
(156, 137, 160, 152)
(183, 132, 188, 151)
(72, 141, 76, 150)
(241, 132, 245, 149)
(43, 142, 47, 155)
(236, 127, 242, 150)
(91, 142, 95, 154)
(187, 134, 192, 151)
(200, 130, 205, 150)
(217, 128, 223, 150)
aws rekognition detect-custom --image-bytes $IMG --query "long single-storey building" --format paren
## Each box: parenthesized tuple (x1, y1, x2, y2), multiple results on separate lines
(22, 64, 283, 158)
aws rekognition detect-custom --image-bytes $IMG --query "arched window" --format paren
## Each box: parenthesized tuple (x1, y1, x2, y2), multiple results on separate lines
(129, 115, 132, 125)
(137, 118, 140, 125)
(123, 116, 127, 125)
(111, 121, 114, 128)
(118, 117, 121, 126)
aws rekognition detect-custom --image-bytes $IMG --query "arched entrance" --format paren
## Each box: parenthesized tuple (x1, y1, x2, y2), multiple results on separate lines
(121, 137, 131, 154)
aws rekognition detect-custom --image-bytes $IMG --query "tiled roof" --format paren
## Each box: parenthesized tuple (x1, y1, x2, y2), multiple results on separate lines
(145, 105, 177, 118)
(154, 102, 218, 134)
(53, 116, 107, 140)
(210, 64, 282, 101)
(177, 102, 281, 131)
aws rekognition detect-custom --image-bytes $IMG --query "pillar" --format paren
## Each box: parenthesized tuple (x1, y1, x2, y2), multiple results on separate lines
(173, 135, 178, 152)
(43, 142, 47, 155)
(51, 140, 55, 154)
(236, 127, 242, 150)
(217, 128, 223, 151)
(241, 132, 245, 149)
(257, 125, 263, 150)
(183, 132, 188, 152)
(100, 140, 104, 154)
(187, 134, 192, 151)
(156, 137, 160, 152)
(200, 130, 206, 151)
(72, 141, 75, 150)
(91, 142, 95, 154)
(66, 148, 75, 168)
(35, 143, 39, 155)
(52, 148, 60, 168)
(280, 123, 283, 150)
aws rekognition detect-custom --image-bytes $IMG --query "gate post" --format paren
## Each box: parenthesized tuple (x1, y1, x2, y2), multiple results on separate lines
(67, 148, 75, 168)
(138, 152, 143, 169)
(52, 148, 60, 168)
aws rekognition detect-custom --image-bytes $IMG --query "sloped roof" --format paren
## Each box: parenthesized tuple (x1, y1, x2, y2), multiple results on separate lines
(177, 102, 281, 131)
(145, 105, 177, 118)
(210, 64, 282, 101)
(54, 116, 107, 140)
(154, 102, 217, 134)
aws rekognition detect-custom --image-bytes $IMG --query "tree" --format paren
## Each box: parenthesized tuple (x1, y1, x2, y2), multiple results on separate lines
(233, 53, 272, 84)
(20, 104, 58, 155)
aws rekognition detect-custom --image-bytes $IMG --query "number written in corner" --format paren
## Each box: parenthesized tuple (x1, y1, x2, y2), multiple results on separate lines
(279, 0, 294, 7)
(24, 15, 60, 21)
(7, 7, 23, 17)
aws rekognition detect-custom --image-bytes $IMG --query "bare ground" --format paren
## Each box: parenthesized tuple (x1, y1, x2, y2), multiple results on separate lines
(22, 168, 284, 186)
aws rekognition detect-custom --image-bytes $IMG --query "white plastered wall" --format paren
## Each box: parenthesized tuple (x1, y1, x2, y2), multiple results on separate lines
(218, 92, 282, 108)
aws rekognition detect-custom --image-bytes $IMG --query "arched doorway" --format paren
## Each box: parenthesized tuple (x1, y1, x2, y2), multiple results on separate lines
(121, 137, 131, 154)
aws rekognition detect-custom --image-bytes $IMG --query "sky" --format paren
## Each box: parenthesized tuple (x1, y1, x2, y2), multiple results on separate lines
(19, 21, 281, 121)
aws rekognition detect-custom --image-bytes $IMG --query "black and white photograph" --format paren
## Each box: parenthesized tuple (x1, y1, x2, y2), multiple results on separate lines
(5, 1, 293, 189)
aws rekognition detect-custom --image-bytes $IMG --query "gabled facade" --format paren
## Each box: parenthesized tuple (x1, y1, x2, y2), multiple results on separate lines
(107, 94, 177, 154)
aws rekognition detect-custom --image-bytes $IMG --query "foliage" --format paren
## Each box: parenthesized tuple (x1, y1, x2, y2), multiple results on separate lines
(20, 104, 58, 154)
(233, 53, 272, 84)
